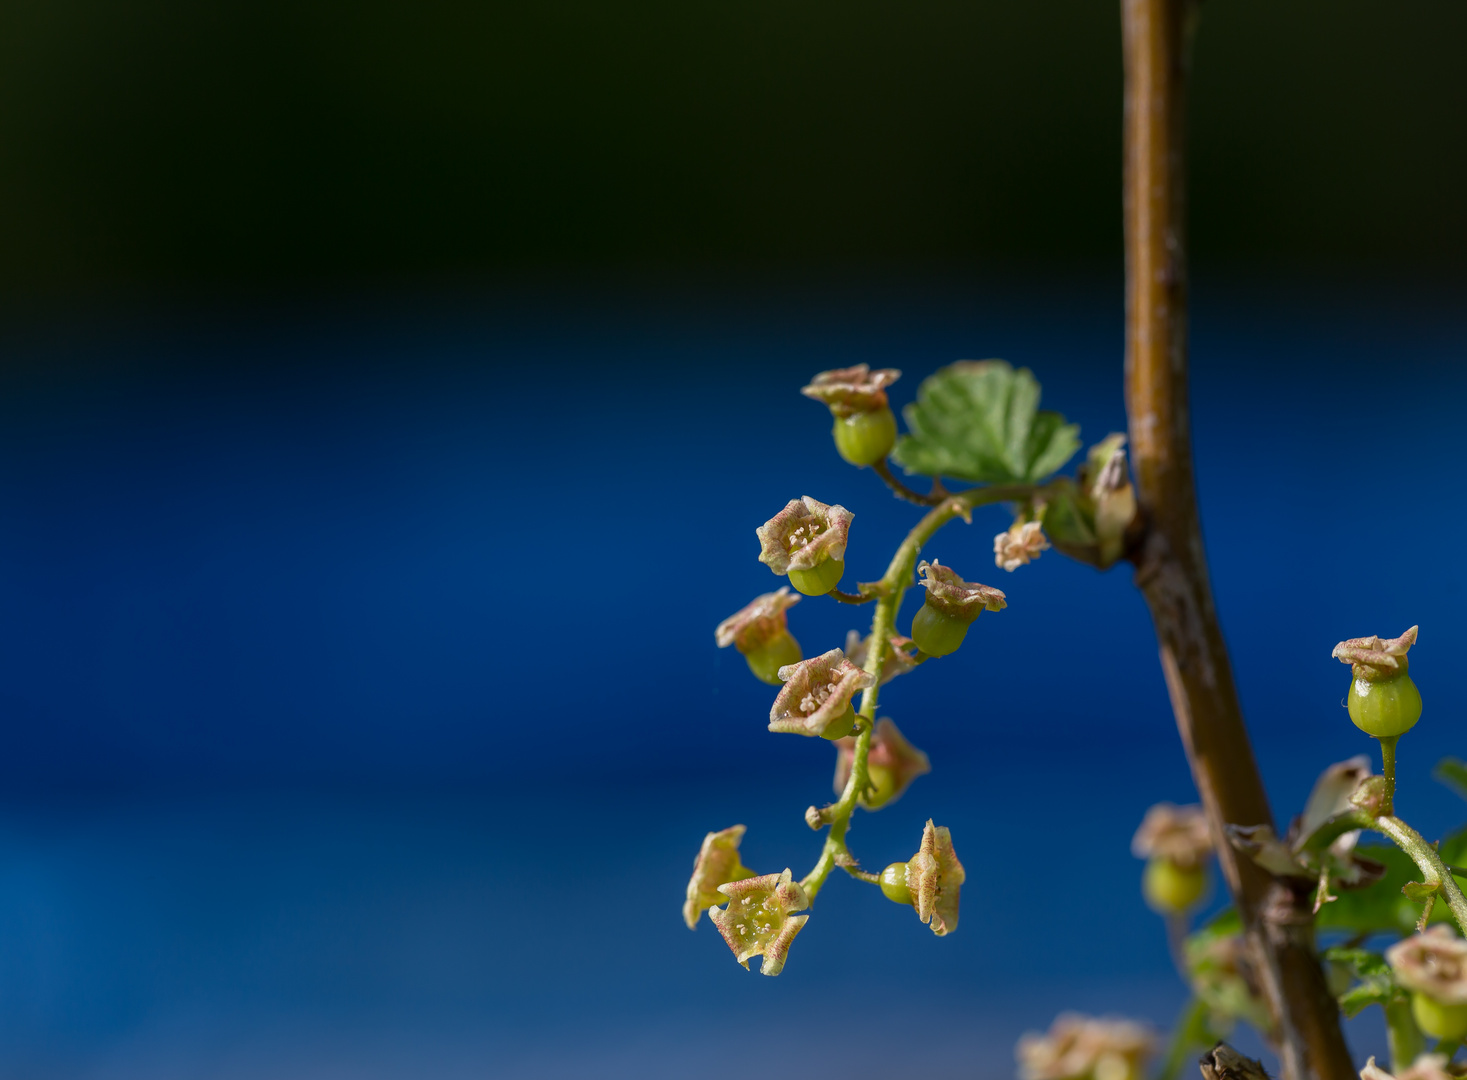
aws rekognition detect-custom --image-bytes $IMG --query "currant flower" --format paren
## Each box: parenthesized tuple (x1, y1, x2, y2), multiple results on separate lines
(708, 869, 810, 976)
(715, 588, 803, 685)
(911, 559, 1006, 657)
(1017, 1014, 1157, 1080)
(756, 496, 855, 596)
(769, 648, 876, 740)
(843, 629, 919, 686)
(887, 819, 965, 935)
(1361, 1055, 1455, 1080)
(800, 364, 902, 466)
(1387, 926, 1467, 1040)
(1333, 626, 1422, 739)
(995, 519, 1050, 572)
(683, 824, 756, 930)
(1131, 802, 1212, 914)
(832, 717, 930, 810)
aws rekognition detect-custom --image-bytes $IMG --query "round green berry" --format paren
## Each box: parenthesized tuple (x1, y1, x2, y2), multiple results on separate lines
(1347, 670, 1422, 738)
(743, 630, 802, 686)
(879, 862, 912, 905)
(910, 603, 970, 658)
(1412, 992, 1467, 1041)
(819, 702, 857, 741)
(1142, 857, 1206, 914)
(787, 556, 845, 596)
(832, 407, 897, 467)
(864, 762, 899, 808)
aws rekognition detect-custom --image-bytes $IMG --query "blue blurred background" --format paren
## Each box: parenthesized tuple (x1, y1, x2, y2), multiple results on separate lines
(2, 2, 1466, 1077)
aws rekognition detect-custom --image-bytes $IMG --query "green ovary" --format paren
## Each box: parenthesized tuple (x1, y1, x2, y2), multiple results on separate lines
(1412, 992, 1467, 1040)
(832, 407, 897, 466)
(880, 862, 913, 905)
(788, 557, 844, 596)
(1142, 857, 1206, 914)
(744, 631, 803, 685)
(818, 702, 857, 741)
(1348, 671, 1422, 738)
(863, 763, 899, 808)
(911, 604, 970, 657)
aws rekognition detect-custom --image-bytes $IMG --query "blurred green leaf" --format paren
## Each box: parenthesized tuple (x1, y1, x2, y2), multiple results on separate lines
(1323, 947, 1401, 1018)
(1439, 825, 1467, 868)
(892, 361, 1080, 484)
(1315, 844, 1457, 935)
(1435, 758, 1467, 802)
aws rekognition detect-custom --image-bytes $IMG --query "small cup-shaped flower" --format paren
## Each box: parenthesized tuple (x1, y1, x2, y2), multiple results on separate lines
(833, 717, 931, 809)
(683, 824, 756, 930)
(905, 818, 965, 936)
(1387, 926, 1467, 1040)
(995, 519, 1050, 572)
(715, 588, 803, 685)
(1333, 626, 1422, 738)
(756, 496, 854, 596)
(801, 365, 902, 466)
(769, 648, 876, 740)
(708, 868, 810, 976)
(1131, 802, 1212, 914)
(843, 629, 919, 686)
(911, 560, 1007, 657)
(1017, 1014, 1157, 1080)
(1361, 1055, 1455, 1080)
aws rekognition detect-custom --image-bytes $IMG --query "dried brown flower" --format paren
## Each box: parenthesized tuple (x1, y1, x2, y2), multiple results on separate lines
(833, 717, 931, 809)
(995, 520, 1050, 572)
(769, 648, 876, 737)
(1131, 802, 1212, 870)
(1016, 1013, 1157, 1080)
(909, 819, 965, 936)
(1333, 626, 1419, 682)
(917, 559, 1007, 622)
(708, 869, 810, 976)
(757, 497, 854, 575)
(1387, 926, 1467, 1004)
(683, 825, 754, 930)
(800, 364, 901, 418)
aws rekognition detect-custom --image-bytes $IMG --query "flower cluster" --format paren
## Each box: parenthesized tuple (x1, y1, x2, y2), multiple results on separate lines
(768, 649, 875, 739)
(708, 869, 810, 976)
(756, 497, 853, 576)
(1017, 1013, 1156, 1080)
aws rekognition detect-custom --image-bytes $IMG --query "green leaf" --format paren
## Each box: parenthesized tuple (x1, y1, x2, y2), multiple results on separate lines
(1315, 844, 1454, 935)
(892, 360, 1080, 484)
(1323, 947, 1402, 1018)
(1435, 757, 1467, 802)
(1439, 825, 1467, 869)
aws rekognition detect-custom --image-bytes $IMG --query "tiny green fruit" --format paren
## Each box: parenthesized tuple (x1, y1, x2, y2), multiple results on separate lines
(832, 407, 897, 467)
(879, 862, 912, 905)
(819, 702, 857, 741)
(864, 762, 899, 809)
(910, 604, 970, 658)
(1348, 668, 1422, 739)
(1142, 857, 1206, 914)
(1412, 992, 1467, 1041)
(744, 630, 802, 686)
(787, 556, 845, 597)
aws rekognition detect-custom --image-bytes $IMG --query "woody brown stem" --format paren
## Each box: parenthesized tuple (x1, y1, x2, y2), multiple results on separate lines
(1120, 2, 1353, 1078)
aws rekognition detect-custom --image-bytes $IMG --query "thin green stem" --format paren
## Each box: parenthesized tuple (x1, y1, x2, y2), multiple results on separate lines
(871, 458, 947, 506)
(828, 588, 873, 605)
(1372, 815, 1467, 937)
(1158, 998, 1212, 1080)
(1379, 735, 1399, 816)
(1384, 997, 1424, 1074)
(800, 484, 1030, 901)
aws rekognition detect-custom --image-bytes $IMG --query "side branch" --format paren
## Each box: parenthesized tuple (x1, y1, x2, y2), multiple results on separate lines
(872, 459, 947, 506)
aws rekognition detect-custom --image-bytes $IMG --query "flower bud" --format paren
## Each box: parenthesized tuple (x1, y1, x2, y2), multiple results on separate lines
(708, 868, 810, 976)
(769, 648, 876, 739)
(801, 365, 902, 466)
(906, 819, 965, 936)
(1387, 927, 1467, 1039)
(995, 520, 1050, 572)
(910, 560, 1006, 657)
(683, 825, 755, 930)
(833, 717, 931, 809)
(715, 588, 803, 685)
(1333, 627, 1422, 738)
(756, 496, 854, 596)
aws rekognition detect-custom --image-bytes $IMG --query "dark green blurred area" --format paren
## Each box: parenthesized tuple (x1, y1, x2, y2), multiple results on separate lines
(1, 0, 1463, 287)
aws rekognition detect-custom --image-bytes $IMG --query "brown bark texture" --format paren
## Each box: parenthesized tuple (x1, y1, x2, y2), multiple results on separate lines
(1119, 2, 1355, 1079)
